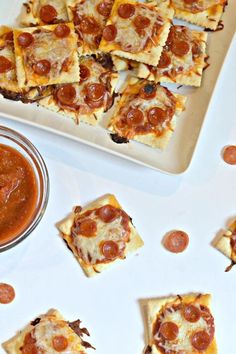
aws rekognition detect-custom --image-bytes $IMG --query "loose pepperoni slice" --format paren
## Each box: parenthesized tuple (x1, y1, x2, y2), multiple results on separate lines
(171, 40, 190, 57)
(191, 330, 211, 351)
(147, 107, 166, 126)
(56, 85, 76, 105)
(159, 322, 179, 341)
(52, 336, 68, 352)
(0, 283, 15, 304)
(118, 4, 135, 19)
(0, 56, 13, 74)
(223, 145, 236, 165)
(103, 24, 117, 41)
(86, 83, 106, 101)
(39, 5, 58, 24)
(33, 60, 51, 76)
(139, 83, 156, 100)
(133, 15, 151, 29)
(54, 24, 71, 38)
(163, 230, 189, 253)
(80, 17, 100, 34)
(101, 240, 120, 260)
(17, 32, 34, 48)
(157, 52, 171, 69)
(97, 1, 113, 17)
(80, 65, 90, 82)
(126, 108, 144, 126)
(78, 219, 97, 237)
(21, 333, 38, 354)
(183, 304, 201, 323)
(98, 205, 119, 223)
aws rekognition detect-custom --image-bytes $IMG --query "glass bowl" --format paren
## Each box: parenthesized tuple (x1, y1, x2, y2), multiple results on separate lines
(0, 125, 49, 251)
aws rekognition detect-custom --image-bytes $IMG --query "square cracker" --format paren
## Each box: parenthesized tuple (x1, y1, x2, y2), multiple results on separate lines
(14, 23, 79, 88)
(215, 220, 236, 263)
(39, 56, 118, 126)
(171, 0, 227, 30)
(58, 194, 144, 277)
(146, 293, 217, 354)
(99, 0, 173, 66)
(108, 77, 186, 150)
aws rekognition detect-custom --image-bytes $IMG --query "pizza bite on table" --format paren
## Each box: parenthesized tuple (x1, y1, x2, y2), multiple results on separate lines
(58, 194, 144, 277)
(2, 309, 94, 353)
(170, 0, 227, 30)
(108, 78, 186, 149)
(39, 56, 118, 125)
(67, 0, 114, 55)
(145, 293, 217, 354)
(99, 0, 173, 65)
(20, 0, 69, 26)
(14, 23, 79, 88)
(215, 219, 236, 264)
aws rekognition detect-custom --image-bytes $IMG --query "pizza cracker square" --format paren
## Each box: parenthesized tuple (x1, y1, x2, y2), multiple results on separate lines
(215, 219, 236, 263)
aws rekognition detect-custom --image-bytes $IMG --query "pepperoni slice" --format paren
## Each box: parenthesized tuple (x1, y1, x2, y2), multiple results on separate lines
(97, 1, 113, 17)
(0, 283, 15, 304)
(133, 15, 150, 29)
(80, 65, 90, 82)
(5, 31, 13, 42)
(100, 240, 120, 259)
(52, 336, 68, 352)
(97, 205, 119, 223)
(183, 304, 201, 323)
(118, 4, 135, 19)
(171, 40, 190, 57)
(147, 107, 166, 126)
(56, 85, 76, 105)
(159, 322, 179, 341)
(191, 330, 211, 351)
(163, 230, 189, 253)
(33, 60, 51, 76)
(80, 17, 100, 34)
(139, 83, 156, 100)
(103, 24, 117, 41)
(0, 56, 13, 74)
(39, 5, 58, 24)
(54, 24, 71, 38)
(223, 145, 236, 165)
(17, 32, 34, 48)
(126, 108, 144, 126)
(78, 219, 97, 237)
(157, 52, 171, 68)
(21, 333, 38, 354)
(85, 83, 106, 101)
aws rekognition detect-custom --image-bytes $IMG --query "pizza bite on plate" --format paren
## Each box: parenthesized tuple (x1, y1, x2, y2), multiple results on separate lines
(58, 194, 144, 277)
(215, 219, 236, 263)
(108, 78, 186, 149)
(171, 0, 227, 30)
(145, 293, 217, 354)
(99, 0, 173, 66)
(2, 309, 94, 354)
(39, 55, 118, 125)
(14, 23, 79, 88)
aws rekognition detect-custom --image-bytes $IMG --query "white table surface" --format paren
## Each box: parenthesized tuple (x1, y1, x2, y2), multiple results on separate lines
(0, 37, 236, 354)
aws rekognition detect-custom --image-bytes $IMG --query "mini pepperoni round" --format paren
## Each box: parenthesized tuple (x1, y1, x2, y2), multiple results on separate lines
(126, 108, 144, 126)
(183, 304, 201, 323)
(147, 107, 166, 126)
(133, 15, 150, 29)
(78, 219, 97, 237)
(159, 322, 179, 341)
(101, 240, 120, 260)
(103, 24, 117, 41)
(191, 330, 211, 351)
(56, 84, 76, 105)
(223, 145, 236, 165)
(0, 56, 13, 74)
(163, 230, 189, 253)
(118, 3, 135, 19)
(52, 336, 68, 352)
(0, 283, 15, 304)
(86, 83, 106, 101)
(171, 40, 190, 57)
(33, 60, 51, 76)
(157, 52, 171, 68)
(54, 24, 71, 38)
(39, 5, 58, 24)
(80, 65, 90, 82)
(17, 32, 34, 48)
(98, 205, 119, 223)
(139, 83, 156, 100)
(80, 17, 100, 34)
(97, 1, 113, 17)
(21, 333, 37, 354)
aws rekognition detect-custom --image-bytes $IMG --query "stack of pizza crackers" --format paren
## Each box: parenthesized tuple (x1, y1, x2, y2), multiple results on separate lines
(0, 0, 227, 150)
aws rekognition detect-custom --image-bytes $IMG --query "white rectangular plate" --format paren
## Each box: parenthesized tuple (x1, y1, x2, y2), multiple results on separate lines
(0, 1, 236, 174)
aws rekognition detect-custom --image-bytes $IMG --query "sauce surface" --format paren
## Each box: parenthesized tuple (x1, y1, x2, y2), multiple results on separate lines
(0, 144, 38, 245)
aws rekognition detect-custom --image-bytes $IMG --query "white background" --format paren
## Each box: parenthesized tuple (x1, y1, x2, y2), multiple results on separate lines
(0, 26, 236, 354)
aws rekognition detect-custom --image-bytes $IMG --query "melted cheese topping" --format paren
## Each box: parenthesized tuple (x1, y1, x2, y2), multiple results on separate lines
(172, 0, 225, 12)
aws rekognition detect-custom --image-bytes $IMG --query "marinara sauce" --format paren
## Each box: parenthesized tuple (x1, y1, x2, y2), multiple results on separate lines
(0, 144, 38, 245)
